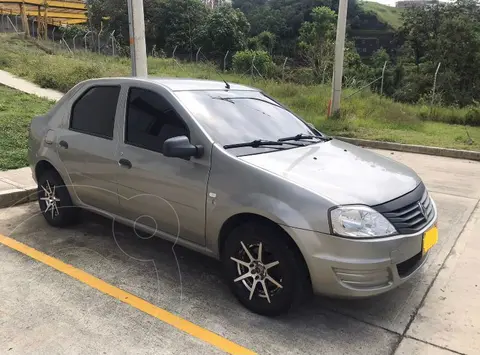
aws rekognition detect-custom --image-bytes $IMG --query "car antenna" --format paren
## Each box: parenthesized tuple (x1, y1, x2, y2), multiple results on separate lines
(196, 50, 230, 89)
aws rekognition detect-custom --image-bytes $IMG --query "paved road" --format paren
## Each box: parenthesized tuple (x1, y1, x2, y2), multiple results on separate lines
(0, 150, 479, 355)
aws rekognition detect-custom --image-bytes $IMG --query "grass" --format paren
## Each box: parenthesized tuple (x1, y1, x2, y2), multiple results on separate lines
(360, 2, 404, 30)
(0, 85, 55, 170)
(0, 33, 478, 171)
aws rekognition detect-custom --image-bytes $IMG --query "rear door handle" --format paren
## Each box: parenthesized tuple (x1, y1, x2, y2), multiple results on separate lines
(118, 158, 132, 169)
(59, 140, 68, 149)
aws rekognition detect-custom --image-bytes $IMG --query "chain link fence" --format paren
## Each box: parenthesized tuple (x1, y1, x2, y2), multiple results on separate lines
(0, 13, 451, 119)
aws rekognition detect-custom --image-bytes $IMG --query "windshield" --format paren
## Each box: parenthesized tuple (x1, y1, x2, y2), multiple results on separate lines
(174, 90, 320, 155)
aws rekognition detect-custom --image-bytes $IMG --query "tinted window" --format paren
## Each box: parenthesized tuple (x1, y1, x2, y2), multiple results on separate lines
(70, 86, 120, 139)
(175, 90, 317, 155)
(125, 88, 189, 153)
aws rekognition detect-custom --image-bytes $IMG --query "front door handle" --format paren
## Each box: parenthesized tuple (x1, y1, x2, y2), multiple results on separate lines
(59, 140, 68, 149)
(118, 158, 132, 169)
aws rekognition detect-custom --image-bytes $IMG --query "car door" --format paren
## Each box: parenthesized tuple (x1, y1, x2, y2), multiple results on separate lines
(56, 83, 121, 212)
(115, 84, 210, 246)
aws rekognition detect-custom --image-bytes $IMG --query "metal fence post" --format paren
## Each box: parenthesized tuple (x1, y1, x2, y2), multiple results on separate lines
(7, 16, 19, 33)
(110, 30, 115, 56)
(73, 33, 78, 51)
(1, 14, 5, 32)
(251, 53, 256, 79)
(322, 64, 328, 84)
(282, 57, 288, 81)
(98, 28, 102, 53)
(196, 47, 202, 63)
(52, 27, 55, 42)
(172, 45, 177, 68)
(223, 50, 229, 72)
(430, 62, 442, 118)
(62, 37, 73, 54)
(431, 62, 441, 106)
(83, 30, 91, 51)
(380, 61, 387, 96)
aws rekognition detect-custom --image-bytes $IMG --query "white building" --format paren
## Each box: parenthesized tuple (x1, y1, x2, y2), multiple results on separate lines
(203, 0, 228, 9)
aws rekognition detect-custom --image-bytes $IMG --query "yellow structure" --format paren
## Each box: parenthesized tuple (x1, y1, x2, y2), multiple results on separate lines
(0, 0, 87, 38)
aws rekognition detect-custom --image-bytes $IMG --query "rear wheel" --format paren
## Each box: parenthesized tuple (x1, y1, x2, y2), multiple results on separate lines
(38, 169, 78, 227)
(221, 222, 309, 316)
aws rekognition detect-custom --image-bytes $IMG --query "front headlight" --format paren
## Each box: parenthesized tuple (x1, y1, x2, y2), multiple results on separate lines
(329, 205, 397, 238)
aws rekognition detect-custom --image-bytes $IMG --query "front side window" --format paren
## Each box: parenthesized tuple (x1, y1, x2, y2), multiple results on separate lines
(70, 86, 120, 139)
(175, 90, 318, 155)
(125, 88, 189, 153)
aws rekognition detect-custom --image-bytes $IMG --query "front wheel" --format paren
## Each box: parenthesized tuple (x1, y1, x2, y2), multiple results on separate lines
(221, 222, 309, 316)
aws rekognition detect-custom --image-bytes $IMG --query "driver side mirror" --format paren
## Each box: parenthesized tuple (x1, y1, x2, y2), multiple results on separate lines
(163, 135, 204, 159)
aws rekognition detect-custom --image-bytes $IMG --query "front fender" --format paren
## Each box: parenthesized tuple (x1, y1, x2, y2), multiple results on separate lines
(205, 192, 314, 257)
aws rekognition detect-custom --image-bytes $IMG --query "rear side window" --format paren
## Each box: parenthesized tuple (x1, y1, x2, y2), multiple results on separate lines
(125, 88, 189, 153)
(70, 86, 121, 139)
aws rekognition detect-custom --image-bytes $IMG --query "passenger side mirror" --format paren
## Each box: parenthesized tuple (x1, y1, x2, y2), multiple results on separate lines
(163, 136, 203, 159)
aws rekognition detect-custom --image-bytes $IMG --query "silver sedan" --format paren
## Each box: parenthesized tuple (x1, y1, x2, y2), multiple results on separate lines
(28, 77, 438, 316)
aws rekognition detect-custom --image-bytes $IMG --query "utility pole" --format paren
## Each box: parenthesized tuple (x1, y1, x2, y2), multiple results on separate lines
(127, 0, 148, 77)
(330, 0, 348, 115)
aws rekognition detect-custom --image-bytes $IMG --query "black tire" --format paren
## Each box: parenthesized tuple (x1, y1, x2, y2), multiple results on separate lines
(37, 169, 78, 227)
(221, 222, 310, 316)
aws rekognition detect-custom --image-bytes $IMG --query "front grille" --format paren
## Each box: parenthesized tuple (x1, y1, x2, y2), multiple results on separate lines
(372, 183, 435, 235)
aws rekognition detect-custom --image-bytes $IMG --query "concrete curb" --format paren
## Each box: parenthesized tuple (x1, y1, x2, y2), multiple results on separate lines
(335, 137, 480, 162)
(0, 187, 37, 209)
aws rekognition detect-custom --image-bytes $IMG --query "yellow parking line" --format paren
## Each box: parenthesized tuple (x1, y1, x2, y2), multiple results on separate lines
(0, 234, 256, 355)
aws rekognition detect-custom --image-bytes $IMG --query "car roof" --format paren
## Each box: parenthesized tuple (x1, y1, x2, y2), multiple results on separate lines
(78, 77, 259, 92)
(152, 78, 258, 92)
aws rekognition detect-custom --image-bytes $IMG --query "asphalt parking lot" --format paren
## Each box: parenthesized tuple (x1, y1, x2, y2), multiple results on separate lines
(0, 149, 479, 355)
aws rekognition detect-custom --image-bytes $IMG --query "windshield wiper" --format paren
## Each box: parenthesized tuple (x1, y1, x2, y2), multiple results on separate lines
(223, 139, 305, 150)
(278, 133, 331, 142)
(224, 139, 285, 150)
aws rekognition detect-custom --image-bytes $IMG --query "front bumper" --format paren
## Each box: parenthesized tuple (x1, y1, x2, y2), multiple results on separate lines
(288, 200, 438, 298)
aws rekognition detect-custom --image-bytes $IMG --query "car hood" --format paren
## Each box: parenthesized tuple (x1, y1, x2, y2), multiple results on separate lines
(238, 139, 421, 206)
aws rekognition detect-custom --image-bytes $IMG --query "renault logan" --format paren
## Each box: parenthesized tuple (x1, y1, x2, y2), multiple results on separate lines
(28, 78, 438, 316)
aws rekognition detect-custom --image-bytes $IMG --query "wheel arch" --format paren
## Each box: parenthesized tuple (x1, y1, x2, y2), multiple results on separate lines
(217, 212, 312, 287)
(35, 159, 58, 181)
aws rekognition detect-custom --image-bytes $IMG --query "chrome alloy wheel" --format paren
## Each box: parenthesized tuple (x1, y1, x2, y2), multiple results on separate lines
(230, 241, 283, 303)
(40, 180, 60, 219)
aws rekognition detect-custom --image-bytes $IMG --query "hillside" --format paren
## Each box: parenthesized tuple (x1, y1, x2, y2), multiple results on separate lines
(359, 1, 404, 30)
(0, 34, 478, 155)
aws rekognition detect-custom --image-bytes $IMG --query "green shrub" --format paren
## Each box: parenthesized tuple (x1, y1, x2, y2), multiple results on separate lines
(232, 50, 274, 77)
(465, 106, 480, 126)
(34, 62, 103, 92)
(285, 67, 317, 85)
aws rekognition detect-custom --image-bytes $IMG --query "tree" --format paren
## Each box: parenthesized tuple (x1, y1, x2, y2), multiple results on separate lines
(396, 0, 480, 106)
(297, 6, 336, 80)
(248, 31, 276, 53)
(153, 0, 209, 55)
(196, 5, 250, 55)
(87, 0, 159, 47)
